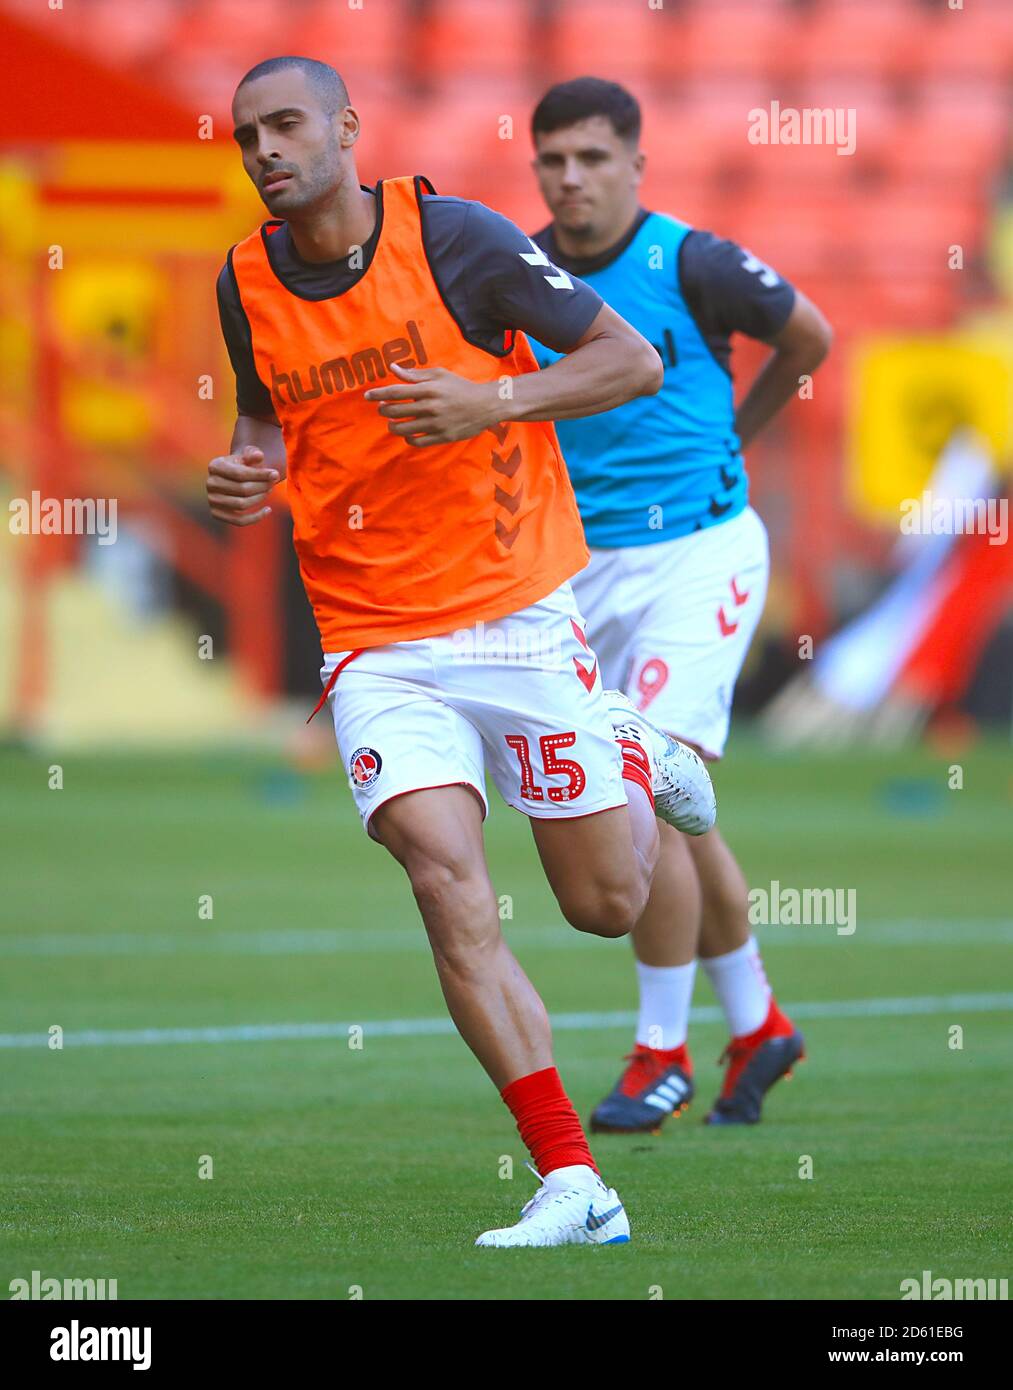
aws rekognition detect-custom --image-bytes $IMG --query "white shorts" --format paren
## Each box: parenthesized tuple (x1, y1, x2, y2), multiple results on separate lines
(320, 581, 627, 835)
(570, 506, 770, 759)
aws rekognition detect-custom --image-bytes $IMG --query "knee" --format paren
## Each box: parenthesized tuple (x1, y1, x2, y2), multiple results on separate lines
(402, 848, 499, 974)
(560, 879, 645, 940)
(405, 846, 487, 922)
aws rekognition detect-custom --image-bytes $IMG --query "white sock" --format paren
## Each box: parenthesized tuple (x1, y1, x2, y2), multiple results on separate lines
(545, 1164, 604, 1194)
(702, 936, 771, 1038)
(635, 959, 697, 1050)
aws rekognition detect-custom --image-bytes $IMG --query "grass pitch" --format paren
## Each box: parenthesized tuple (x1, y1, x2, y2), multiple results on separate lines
(1, 733, 1010, 1300)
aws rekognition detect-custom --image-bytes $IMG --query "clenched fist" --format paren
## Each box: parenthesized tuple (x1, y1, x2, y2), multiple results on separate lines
(206, 445, 281, 527)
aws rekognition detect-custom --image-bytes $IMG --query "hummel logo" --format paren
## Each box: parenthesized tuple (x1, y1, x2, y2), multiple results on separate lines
(740, 249, 780, 288)
(573, 656, 598, 692)
(586, 1201, 624, 1232)
(571, 618, 598, 692)
(520, 239, 573, 290)
(270, 321, 428, 405)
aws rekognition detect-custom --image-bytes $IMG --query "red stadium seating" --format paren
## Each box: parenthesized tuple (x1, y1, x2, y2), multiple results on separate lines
(385, 91, 524, 194)
(489, 174, 549, 239)
(549, 0, 655, 82)
(648, 81, 778, 158)
(916, 77, 1011, 136)
(5, 0, 1008, 698)
(889, 102, 1009, 187)
(716, 196, 848, 281)
(87, 0, 181, 66)
(4, 0, 1003, 318)
(642, 114, 747, 185)
(850, 189, 986, 281)
(169, 0, 296, 69)
(416, 0, 540, 81)
(795, 0, 928, 82)
(295, 0, 408, 77)
(916, 5, 1013, 82)
(670, 5, 792, 83)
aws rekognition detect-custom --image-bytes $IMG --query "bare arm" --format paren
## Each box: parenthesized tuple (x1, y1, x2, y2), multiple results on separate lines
(734, 291, 833, 450)
(503, 302, 663, 423)
(364, 303, 663, 447)
(206, 410, 287, 527)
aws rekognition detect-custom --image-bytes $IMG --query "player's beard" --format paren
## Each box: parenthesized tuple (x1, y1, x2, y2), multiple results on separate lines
(269, 131, 345, 215)
(558, 213, 598, 242)
(552, 195, 599, 242)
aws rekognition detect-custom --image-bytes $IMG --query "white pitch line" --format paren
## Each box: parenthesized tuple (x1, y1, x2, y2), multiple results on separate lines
(1, 920, 1011, 957)
(1, 993, 1010, 1051)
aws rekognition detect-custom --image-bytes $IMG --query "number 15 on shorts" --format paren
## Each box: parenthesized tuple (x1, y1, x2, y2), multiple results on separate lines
(505, 732, 587, 804)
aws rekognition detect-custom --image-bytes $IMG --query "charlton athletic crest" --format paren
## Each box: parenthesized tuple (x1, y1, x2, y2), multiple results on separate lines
(350, 747, 383, 790)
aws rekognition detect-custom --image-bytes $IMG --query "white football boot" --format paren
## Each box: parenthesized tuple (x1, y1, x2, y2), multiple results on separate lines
(475, 1163, 630, 1248)
(606, 689, 717, 835)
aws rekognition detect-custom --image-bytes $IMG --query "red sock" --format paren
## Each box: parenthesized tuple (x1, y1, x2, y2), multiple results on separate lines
(617, 736, 654, 809)
(501, 1066, 599, 1177)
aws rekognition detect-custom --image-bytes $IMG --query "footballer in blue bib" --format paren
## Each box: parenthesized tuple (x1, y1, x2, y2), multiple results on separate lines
(528, 76, 832, 1132)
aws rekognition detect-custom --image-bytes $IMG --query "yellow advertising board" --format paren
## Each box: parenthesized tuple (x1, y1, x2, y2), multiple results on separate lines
(850, 334, 1012, 521)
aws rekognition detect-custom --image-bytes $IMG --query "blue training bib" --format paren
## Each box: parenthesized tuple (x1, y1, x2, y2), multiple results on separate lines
(530, 213, 747, 548)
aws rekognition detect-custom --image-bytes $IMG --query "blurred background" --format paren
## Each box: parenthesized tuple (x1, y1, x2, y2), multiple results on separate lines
(1, 1, 1010, 1302)
(1, 0, 1011, 751)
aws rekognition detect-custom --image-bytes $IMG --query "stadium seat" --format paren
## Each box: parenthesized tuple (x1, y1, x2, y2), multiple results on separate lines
(168, 57, 247, 127)
(169, 0, 297, 69)
(791, 76, 898, 131)
(745, 131, 865, 186)
(794, 0, 929, 81)
(643, 94, 762, 181)
(782, 79, 900, 180)
(1, 0, 181, 67)
(916, 6, 1013, 82)
(84, 0, 181, 66)
(888, 106, 1008, 186)
(721, 197, 847, 281)
(489, 175, 547, 238)
(652, 80, 778, 148)
(850, 192, 986, 280)
(352, 95, 413, 185)
(386, 93, 515, 194)
(916, 78, 1011, 139)
(295, 0, 407, 76)
(861, 275, 962, 333)
(549, 0, 655, 82)
(644, 126, 743, 188)
(671, 5, 792, 83)
(416, 0, 539, 81)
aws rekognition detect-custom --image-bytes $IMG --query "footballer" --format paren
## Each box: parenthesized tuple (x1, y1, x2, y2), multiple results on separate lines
(527, 78, 833, 1131)
(209, 57, 716, 1248)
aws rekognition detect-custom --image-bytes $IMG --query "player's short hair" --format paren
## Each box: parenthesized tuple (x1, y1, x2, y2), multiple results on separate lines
(235, 56, 349, 117)
(531, 77, 641, 146)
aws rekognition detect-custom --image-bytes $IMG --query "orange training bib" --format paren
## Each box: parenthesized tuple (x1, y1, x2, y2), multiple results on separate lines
(228, 175, 589, 650)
